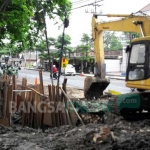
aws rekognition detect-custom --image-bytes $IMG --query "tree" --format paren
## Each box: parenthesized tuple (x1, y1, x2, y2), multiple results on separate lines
(76, 45, 90, 73)
(76, 33, 92, 72)
(0, 0, 72, 51)
(103, 31, 123, 50)
(38, 37, 59, 61)
(103, 31, 115, 50)
(121, 32, 142, 44)
(81, 33, 91, 44)
(55, 34, 73, 58)
(0, 42, 23, 57)
(109, 36, 123, 50)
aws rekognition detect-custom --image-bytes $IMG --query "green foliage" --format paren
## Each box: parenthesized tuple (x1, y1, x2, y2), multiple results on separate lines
(0, 0, 72, 52)
(4, 67, 18, 76)
(76, 44, 90, 61)
(122, 32, 142, 44)
(81, 33, 91, 44)
(76, 33, 92, 61)
(0, 0, 34, 45)
(55, 34, 73, 56)
(35, 33, 73, 61)
(109, 36, 123, 50)
(131, 32, 142, 38)
(37, 37, 59, 60)
(0, 42, 23, 56)
(104, 31, 123, 50)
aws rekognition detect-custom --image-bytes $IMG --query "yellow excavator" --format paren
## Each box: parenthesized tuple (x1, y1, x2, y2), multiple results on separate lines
(83, 12, 150, 116)
(84, 12, 150, 98)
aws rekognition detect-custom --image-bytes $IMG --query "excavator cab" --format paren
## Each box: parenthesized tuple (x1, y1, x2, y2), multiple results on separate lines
(126, 37, 150, 91)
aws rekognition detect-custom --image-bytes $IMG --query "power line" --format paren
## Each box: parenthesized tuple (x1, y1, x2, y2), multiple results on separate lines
(72, 0, 92, 5)
(72, 0, 87, 4)
(72, 0, 103, 10)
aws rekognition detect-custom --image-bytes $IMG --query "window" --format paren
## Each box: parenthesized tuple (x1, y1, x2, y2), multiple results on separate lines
(130, 44, 145, 64)
(129, 69, 144, 80)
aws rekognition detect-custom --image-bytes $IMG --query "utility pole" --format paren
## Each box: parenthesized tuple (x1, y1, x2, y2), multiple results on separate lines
(57, 7, 69, 87)
(95, 0, 97, 13)
(84, 0, 103, 14)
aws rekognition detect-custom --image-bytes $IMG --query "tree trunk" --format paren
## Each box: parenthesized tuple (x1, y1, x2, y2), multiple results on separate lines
(29, 52, 31, 67)
(90, 59, 92, 73)
(81, 60, 83, 73)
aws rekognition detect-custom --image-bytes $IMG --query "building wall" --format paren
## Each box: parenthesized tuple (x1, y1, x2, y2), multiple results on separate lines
(105, 59, 121, 72)
(69, 58, 123, 73)
(104, 49, 128, 73)
(121, 49, 128, 72)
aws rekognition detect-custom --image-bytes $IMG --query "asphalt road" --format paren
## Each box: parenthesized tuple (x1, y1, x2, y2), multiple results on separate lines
(18, 68, 131, 94)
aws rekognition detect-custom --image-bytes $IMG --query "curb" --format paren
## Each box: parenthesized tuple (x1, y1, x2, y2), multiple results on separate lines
(107, 76, 125, 80)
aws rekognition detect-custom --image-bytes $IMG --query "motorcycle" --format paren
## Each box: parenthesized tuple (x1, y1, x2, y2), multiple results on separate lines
(50, 71, 58, 79)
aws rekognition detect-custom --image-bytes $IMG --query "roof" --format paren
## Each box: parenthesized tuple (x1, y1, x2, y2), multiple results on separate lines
(140, 3, 150, 12)
(131, 36, 150, 42)
(69, 50, 122, 59)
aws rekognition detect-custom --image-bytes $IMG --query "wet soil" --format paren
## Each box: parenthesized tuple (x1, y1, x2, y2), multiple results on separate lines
(2, 87, 150, 150)
(1, 113, 150, 150)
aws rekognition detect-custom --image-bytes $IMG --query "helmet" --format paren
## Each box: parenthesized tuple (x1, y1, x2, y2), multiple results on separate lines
(53, 65, 56, 67)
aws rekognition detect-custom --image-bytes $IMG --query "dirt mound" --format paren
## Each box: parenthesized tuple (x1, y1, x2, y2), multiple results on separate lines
(1, 113, 150, 150)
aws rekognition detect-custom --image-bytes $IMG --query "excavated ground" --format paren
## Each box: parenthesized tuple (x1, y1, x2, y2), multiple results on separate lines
(1, 114, 150, 150)
(1, 87, 150, 150)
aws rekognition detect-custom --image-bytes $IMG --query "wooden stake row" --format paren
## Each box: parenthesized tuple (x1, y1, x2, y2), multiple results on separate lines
(0, 70, 81, 128)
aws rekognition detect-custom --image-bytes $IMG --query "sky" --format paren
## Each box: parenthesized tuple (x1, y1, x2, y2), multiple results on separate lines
(46, 0, 150, 47)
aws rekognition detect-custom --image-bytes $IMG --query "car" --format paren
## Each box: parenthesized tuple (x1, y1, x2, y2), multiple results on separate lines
(61, 64, 76, 76)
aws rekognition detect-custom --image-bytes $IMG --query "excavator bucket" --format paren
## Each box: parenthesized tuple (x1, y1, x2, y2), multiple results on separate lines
(84, 76, 110, 99)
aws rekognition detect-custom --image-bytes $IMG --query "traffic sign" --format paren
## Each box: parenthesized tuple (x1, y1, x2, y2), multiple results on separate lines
(61, 57, 68, 68)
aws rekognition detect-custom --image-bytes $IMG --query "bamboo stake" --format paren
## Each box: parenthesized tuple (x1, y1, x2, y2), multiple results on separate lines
(60, 87, 84, 125)
(21, 85, 47, 99)
(39, 69, 44, 94)
(62, 78, 70, 125)
(39, 69, 45, 130)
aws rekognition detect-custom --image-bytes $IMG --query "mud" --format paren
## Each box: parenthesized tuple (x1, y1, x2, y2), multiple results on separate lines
(2, 86, 150, 150)
(1, 113, 150, 150)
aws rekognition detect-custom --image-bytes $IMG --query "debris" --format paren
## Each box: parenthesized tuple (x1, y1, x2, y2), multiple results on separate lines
(93, 127, 111, 143)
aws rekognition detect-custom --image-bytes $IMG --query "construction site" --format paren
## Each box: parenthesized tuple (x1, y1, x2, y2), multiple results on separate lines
(0, 68, 149, 150)
(1, 0, 150, 150)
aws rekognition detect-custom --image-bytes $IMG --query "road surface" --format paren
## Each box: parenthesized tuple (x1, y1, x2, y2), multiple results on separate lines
(18, 68, 131, 94)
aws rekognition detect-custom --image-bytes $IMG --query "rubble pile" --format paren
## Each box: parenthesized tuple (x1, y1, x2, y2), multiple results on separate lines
(1, 113, 150, 150)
